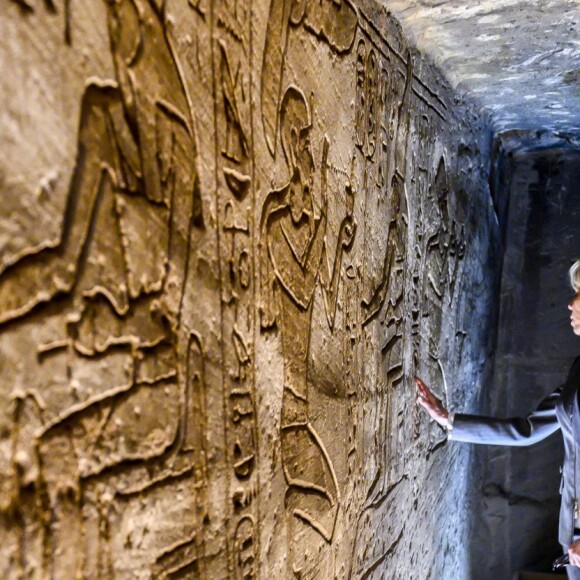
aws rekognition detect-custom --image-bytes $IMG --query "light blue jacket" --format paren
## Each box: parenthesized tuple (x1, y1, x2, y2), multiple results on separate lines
(449, 356, 580, 546)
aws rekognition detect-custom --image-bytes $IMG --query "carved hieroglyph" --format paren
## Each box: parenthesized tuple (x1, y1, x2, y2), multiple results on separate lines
(1, 0, 497, 577)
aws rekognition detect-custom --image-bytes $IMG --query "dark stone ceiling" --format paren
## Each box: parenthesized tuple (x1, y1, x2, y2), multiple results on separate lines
(387, 0, 580, 135)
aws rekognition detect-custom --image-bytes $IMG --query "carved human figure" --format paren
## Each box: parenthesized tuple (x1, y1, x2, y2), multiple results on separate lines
(0, 1, 205, 576)
(423, 157, 468, 353)
(259, 85, 356, 575)
(261, 0, 358, 156)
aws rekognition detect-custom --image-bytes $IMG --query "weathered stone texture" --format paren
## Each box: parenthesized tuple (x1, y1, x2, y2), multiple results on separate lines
(0, 0, 499, 577)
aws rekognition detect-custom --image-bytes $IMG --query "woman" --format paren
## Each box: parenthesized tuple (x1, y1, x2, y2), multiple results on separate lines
(416, 259, 580, 578)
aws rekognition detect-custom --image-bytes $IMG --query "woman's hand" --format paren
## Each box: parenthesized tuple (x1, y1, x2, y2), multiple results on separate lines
(569, 538, 580, 567)
(415, 377, 450, 429)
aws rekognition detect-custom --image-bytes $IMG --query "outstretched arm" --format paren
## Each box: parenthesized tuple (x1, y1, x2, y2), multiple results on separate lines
(266, 209, 328, 310)
(258, 188, 288, 328)
(415, 377, 561, 447)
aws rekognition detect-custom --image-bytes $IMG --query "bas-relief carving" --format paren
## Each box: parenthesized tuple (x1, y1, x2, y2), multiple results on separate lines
(258, 84, 356, 575)
(1, 0, 487, 577)
(1, 1, 208, 577)
(261, 0, 358, 156)
(9, 0, 72, 43)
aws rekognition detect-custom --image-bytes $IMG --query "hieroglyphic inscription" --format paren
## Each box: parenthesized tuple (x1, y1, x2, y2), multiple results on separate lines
(261, 0, 358, 156)
(212, 1, 259, 575)
(355, 36, 414, 505)
(355, 39, 383, 162)
(422, 156, 466, 357)
(10, 0, 72, 43)
(348, 9, 472, 577)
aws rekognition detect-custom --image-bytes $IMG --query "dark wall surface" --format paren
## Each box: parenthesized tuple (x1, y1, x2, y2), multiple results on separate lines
(470, 143, 580, 578)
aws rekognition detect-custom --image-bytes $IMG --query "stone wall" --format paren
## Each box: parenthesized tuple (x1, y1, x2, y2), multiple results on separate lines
(0, 0, 500, 577)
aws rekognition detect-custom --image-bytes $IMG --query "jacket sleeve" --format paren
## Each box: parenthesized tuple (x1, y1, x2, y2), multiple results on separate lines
(448, 386, 562, 447)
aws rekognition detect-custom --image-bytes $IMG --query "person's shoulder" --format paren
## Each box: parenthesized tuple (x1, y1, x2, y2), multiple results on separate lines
(565, 355, 580, 380)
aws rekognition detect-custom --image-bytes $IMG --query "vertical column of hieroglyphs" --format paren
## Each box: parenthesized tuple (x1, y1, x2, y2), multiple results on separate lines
(0, 1, 219, 577)
(413, 88, 467, 466)
(211, 0, 259, 577)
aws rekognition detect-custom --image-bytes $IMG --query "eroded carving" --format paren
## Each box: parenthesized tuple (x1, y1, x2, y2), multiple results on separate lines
(10, 0, 71, 43)
(219, 40, 251, 199)
(261, 0, 358, 156)
(212, 7, 260, 574)
(355, 40, 381, 160)
(259, 85, 356, 575)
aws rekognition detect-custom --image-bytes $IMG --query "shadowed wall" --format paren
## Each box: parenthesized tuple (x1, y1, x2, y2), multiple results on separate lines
(470, 142, 580, 579)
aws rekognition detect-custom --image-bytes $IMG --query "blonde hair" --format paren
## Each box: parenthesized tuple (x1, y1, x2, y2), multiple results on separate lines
(570, 259, 580, 292)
